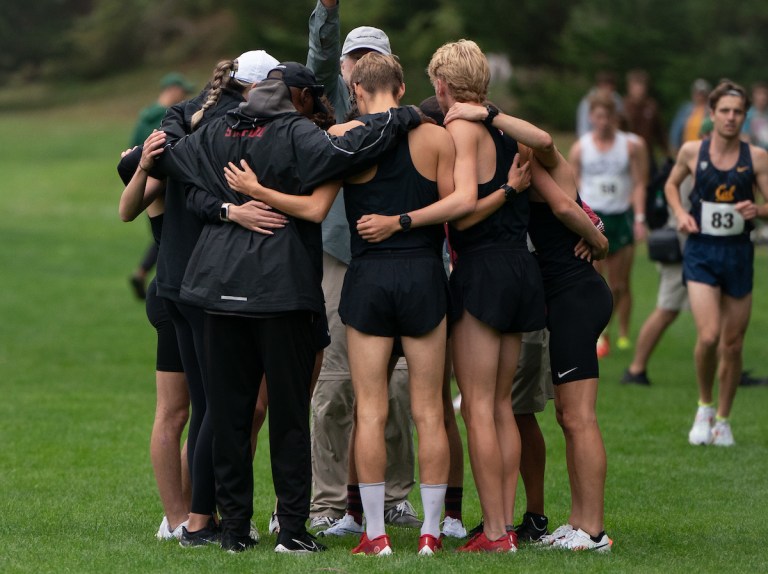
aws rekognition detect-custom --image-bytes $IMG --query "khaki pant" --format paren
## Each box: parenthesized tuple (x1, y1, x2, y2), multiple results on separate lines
(512, 329, 554, 415)
(310, 253, 415, 518)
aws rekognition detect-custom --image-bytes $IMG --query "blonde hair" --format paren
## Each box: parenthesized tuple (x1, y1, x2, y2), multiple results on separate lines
(190, 59, 250, 130)
(349, 53, 404, 99)
(427, 39, 489, 103)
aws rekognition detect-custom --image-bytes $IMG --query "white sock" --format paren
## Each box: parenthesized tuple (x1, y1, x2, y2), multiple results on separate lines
(420, 483, 447, 538)
(359, 482, 386, 539)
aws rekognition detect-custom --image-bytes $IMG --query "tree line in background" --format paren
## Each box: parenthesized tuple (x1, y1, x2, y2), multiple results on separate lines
(3, 0, 767, 130)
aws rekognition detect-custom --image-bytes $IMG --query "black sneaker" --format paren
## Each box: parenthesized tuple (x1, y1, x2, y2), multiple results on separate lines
(220, 531, 258, 553)
(513, 512, 549, 542)
(620, 368, 651, 386)
(274, 529, 327, 554)
(179, 519, 221, 548)
(467, 519, 484, 539)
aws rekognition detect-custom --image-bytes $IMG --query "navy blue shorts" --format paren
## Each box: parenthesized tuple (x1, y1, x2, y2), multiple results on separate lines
(683, 237, 754, 298)
(450, 246, 545, 333)
(340, 251, 448, 337)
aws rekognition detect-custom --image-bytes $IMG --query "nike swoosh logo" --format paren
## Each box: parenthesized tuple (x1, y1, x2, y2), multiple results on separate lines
(558, 367, 578, 378)
(292, 538, 319, 552)
(737, 166, 749, 173)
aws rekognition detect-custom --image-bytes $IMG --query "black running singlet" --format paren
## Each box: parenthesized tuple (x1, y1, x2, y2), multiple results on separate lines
(528, 196, 595, 296)
(343, 133, 442, 258)
(448, 125, 529, 253)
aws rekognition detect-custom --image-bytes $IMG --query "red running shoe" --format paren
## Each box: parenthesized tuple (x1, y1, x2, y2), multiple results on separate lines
(596, 334, 610, 359)
(417, 533, 443, 556)
(457, 531, 515, 553)
(351, 533, 393, 556)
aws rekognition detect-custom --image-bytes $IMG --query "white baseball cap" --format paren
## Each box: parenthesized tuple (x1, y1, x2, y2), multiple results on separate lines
(342, 26, 391, 56)
(232, 50, 280, 84)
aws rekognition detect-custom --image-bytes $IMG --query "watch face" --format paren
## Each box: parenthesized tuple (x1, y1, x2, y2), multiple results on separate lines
(399, 213, 412, 230)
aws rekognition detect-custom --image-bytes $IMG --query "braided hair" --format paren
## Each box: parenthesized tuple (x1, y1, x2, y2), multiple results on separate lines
(190, 59, 249, 130)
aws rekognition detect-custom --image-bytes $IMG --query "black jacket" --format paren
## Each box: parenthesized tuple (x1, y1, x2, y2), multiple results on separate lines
(157, 79, 421, 315)
(117, 87, 246, 302)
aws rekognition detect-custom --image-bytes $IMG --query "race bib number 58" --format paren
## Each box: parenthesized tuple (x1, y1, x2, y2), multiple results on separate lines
(701, 201, 744, 236)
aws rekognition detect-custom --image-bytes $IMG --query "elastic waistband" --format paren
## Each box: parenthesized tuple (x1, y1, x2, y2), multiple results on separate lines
(353, 247, 440, 260)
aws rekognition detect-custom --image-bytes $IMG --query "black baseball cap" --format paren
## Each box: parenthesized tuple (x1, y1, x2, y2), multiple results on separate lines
(268, 62, 327, 114)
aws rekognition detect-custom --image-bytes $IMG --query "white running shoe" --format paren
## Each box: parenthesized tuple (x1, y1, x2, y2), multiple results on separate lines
(688, 405, 715, 445)
(440, 516, 467, 538)
(552, 528, 612, 552)
(318, 513, 363, 536)
(268, 512, 280, 535)
(712, 420, 735, 447)
(156, 516, 188, 540)
(309, 516, 338, 532)
(537, 523, 573, 546)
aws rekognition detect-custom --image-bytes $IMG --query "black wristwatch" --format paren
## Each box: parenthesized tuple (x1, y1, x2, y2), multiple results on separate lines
(501, 183, 517, 201)
(399, 213, 412, 231)
(220, 203, 231, 222)
(483, 104, 499, 126)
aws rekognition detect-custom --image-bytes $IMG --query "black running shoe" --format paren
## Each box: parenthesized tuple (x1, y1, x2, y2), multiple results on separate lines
(467, 519, 484, 539)
(220, 531, 258, 553)
(274, 529, 327, 553)
(620, 368, 651, 386)
(179, 519, 221, 548)
(514, 512, 549, 542)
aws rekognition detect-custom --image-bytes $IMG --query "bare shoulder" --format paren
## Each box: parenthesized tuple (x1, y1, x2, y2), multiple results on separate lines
(410, 123, 453, 150)
(749, 144, 768, 171)
(328, 120, 364, 136)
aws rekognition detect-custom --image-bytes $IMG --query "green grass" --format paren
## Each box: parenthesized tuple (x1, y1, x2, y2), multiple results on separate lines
(1, 97, 768, 573)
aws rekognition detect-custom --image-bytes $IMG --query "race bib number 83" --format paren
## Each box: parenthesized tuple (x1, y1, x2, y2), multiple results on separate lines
(701, 201, 744, 236)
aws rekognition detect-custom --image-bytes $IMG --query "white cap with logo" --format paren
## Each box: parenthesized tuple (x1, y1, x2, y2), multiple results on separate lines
(232, 50, 280, 84)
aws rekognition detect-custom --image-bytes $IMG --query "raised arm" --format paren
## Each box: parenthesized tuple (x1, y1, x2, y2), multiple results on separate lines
(119, 131, 167, 222)
(225, 159, 342, 223)
(307, 0, 346, 115)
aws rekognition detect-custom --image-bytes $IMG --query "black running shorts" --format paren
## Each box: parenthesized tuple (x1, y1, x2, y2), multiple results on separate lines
(145, 278, 184, 373)
(449, 246, 546, 333)
(339, 252, 448, 337)
(546, 272, 613, 385)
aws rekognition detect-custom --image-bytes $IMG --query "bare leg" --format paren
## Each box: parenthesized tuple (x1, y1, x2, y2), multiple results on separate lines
(627, 308, 680, 374)
(452, 311, 518, 542)
(402, 319, 450, 485)
(555, 378, 606, 537)
(442, 345, 464, 488)
(151, 370, 190, 530)
(687, 282, 723, 405)
(605, 245, 634, 341)
(716, 294, 752, 418)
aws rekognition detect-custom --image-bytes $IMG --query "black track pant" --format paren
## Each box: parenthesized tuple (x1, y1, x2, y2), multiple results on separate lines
(164, 299, 216, 515)
(205, 311, 315, 537)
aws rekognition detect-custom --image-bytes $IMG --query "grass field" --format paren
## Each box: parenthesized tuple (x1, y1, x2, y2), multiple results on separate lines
(2, 91, 768, 573)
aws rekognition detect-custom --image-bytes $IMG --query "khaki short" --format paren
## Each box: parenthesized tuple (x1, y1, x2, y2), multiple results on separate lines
(656, 262, 688, 311)
(512, 329, 554, 414)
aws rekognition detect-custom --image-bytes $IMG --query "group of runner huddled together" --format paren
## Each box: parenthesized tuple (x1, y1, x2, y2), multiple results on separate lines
(117, 0, 768, 557)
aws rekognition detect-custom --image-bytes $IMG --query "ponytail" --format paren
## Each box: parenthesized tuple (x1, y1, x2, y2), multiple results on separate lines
(190, 59, 236, 131)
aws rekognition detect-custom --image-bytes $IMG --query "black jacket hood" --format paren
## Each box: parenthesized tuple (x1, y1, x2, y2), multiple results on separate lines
(226, 79, 297, 130)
